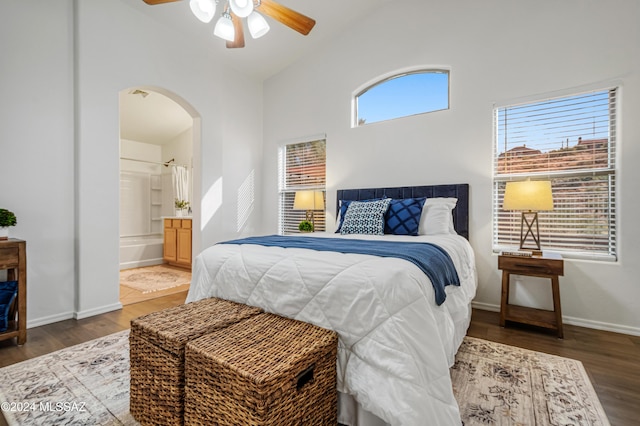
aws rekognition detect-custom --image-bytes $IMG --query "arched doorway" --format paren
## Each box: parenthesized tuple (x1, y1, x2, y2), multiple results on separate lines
(118, 87, 200, 304)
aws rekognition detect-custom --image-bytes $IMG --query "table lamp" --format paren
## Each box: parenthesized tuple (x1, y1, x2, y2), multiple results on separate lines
(293, 190, 325, 231)
(503, 180, 554, 254)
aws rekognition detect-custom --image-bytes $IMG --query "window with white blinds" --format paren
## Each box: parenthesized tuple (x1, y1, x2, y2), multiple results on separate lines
(493, 88, 618, 260)
(278, 139, 326, 234)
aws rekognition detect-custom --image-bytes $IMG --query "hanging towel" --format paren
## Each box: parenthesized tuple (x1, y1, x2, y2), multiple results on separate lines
(172, 165, 189, 205)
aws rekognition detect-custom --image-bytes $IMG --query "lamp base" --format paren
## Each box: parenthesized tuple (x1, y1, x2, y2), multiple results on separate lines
(306, 210, 315, 232)
(519, 211, 542, 252)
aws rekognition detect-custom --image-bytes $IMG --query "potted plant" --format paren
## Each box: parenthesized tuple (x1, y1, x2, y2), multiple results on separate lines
(0, 209, 17, 240)
(298, 220, 314, 233)
(174, 199, 189, 217)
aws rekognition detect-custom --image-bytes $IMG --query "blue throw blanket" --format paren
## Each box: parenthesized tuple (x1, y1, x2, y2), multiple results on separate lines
(220, 235, 460, 305)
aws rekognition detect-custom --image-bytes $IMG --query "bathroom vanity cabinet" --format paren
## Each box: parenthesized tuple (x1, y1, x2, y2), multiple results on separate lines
(163, 218, 192, 270)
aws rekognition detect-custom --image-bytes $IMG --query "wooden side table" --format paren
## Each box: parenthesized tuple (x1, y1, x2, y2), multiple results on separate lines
(499, 252, 564, 338)
(0, 238, 27, 345)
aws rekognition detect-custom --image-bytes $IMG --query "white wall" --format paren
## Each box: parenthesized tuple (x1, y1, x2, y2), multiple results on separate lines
(120, 139, 163, 172)
(0, 0, 264, 325)
(0, 0, 76, 326)
(262, 0, 640, 334)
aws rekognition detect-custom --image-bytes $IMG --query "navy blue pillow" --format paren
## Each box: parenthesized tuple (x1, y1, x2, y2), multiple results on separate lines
(0, 281, 17, 332)
(384, 197, 427, 236)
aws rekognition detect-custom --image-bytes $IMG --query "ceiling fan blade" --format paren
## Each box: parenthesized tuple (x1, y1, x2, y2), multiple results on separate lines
(256, 0, 316, 36)
(226, 12, 246, 49)
(143, 0, 182, 5)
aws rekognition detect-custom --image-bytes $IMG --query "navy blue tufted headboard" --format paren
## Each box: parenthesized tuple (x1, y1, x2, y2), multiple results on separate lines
(336, 184, 469, 240)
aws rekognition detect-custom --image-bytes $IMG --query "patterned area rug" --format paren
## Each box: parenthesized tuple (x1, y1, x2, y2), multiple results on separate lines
(0, 333, 610, 425)
(120, 265, 191, 294)
(453, 336, 610, 425)
(0, 331, 136, 425)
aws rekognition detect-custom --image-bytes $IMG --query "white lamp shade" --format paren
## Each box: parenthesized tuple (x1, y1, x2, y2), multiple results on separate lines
(189, 0, 216, 23)
(229, 0, 254, 18)
(248, 12, 270, 39)
(503, 180, 554, 211)
(214, 16, 235, 42)
(293, 191, 325, 210)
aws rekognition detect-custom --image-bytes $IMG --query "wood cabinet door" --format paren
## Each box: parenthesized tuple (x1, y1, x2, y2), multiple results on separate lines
(163, 228, 177, 262)
(176, 228, 192, 266)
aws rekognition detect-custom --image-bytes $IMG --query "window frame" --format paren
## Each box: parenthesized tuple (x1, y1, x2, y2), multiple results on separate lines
(278, 137, 327, 235)
(352, 68, 450, 127)
(492, 86, 619, 261)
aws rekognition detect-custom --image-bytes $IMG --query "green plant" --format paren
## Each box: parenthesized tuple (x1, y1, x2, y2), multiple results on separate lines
(0, 209, 17, 227)
(174, 199, 189, 209)
(298, 220, 313, 232)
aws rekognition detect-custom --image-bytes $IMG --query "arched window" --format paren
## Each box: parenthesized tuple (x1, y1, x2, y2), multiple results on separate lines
(354, 69, 449, 127)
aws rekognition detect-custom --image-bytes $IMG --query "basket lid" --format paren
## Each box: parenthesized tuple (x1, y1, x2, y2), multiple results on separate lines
(188, 313, 337, 380)
(131, 297, 262, 355)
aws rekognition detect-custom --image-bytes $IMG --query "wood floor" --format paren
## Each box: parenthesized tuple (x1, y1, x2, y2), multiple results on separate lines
(1, 296, 638, 425)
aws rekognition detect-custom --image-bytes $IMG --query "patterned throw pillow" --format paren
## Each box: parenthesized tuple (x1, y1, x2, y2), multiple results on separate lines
(340, 199, 392, 235)
(335, 198, 382, 233)
(384, 197, 427, 236)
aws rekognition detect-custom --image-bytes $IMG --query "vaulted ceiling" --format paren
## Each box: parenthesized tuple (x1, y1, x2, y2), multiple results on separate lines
(119, 0, 393, 145)
(124, 0, 393, 80)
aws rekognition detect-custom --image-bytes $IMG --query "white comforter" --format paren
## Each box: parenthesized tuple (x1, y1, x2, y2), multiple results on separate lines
(186, 233, 477, 426)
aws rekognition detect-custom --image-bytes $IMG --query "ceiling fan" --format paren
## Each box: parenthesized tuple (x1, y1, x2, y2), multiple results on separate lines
(142, 0, 316, 49)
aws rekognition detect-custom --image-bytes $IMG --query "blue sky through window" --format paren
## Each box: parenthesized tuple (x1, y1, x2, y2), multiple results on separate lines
(357, 71, 449, 125)
(496, 90, 610, 154)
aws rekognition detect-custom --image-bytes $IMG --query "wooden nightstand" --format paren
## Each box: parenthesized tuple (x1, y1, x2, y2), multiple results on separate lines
(0, 238, 27, 345)
(499, 252, 564, 338)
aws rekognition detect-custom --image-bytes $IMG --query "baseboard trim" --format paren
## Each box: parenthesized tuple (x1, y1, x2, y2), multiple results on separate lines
(562, 316, 640, 337)
(74, 302, 123, 320)
(25, 303, 124, 329)
(471, 301, 500, 313)
(119, 258, 164, 270)
(471, 301, 640, 337)
(27, 311, 75, 329)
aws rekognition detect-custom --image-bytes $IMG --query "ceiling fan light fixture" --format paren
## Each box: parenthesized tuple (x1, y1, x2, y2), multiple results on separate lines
(213, 13, 235, 42)
(229, 0, 254, 18)
(189, 0, 216, 23)
(144, 0, 315, 48)
(247, 12, 269, 39)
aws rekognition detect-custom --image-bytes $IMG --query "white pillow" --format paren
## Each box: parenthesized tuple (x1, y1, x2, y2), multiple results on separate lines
(418, 198, 457, 235)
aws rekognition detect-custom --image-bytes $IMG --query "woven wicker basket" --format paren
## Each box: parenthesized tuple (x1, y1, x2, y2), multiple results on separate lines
(129, 297, 262, 426)
(184, 312, 338, 426)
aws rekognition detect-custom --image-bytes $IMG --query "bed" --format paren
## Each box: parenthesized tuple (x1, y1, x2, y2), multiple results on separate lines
(186, 184, 476, 426)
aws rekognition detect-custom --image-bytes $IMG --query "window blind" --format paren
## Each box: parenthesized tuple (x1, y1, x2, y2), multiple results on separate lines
(493, 88, 617, 260)
(278, 139, 326, 234)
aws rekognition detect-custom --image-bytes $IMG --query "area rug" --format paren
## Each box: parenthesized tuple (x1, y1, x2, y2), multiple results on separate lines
(452, 336, 610, 425)
(0, 331, 136, 425)
(120, 265, 191, 294)
(0, 333, 610, 426)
